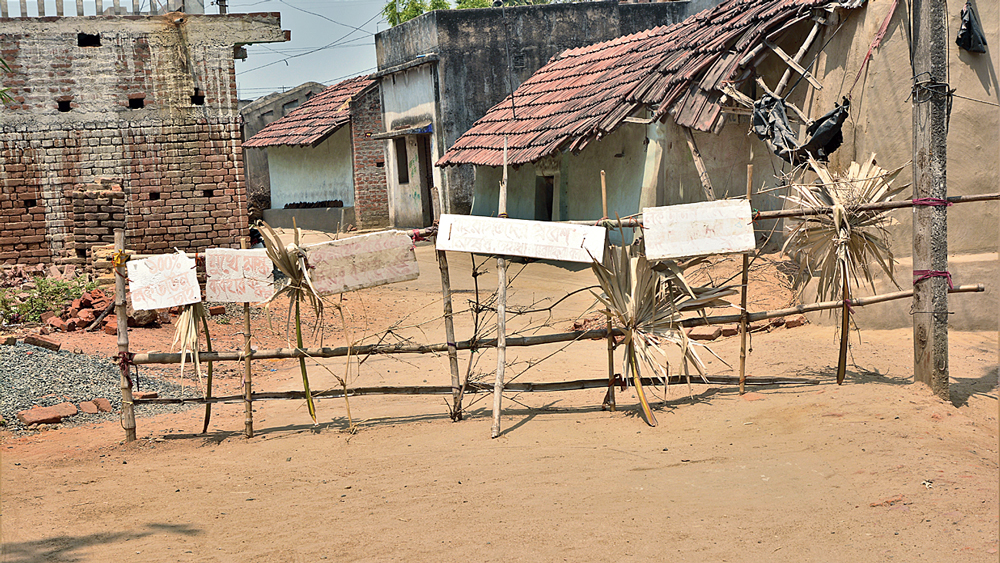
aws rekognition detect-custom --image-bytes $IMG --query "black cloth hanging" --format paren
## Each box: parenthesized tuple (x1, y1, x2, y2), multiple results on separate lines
(956, 1, 987, 54)
(751, 95, 849, 164)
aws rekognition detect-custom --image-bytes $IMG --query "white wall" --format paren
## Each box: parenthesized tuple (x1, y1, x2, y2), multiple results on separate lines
(268, 127, 354, 209)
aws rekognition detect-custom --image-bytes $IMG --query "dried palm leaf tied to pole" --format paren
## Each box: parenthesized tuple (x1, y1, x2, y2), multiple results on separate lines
(258, 221, 326, 424)
(590, 237, 736, 426)
(781, 154, 908, 383)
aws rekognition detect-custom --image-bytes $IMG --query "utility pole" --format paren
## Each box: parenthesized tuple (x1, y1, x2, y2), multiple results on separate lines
(911, 0, 949, 399)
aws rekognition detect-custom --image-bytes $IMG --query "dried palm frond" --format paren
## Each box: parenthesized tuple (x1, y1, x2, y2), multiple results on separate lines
(781, 154, 909, 301)
(172, 302, 208, 396)
(258, 221, 327, 424)
(591, 240, 736, 426)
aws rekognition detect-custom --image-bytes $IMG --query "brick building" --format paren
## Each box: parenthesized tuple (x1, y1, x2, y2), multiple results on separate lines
(243, 75, 390, 232)
(0, 12, 288, 266)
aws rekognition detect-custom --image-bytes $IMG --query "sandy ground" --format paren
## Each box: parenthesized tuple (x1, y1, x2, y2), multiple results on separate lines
(2, 240, 998, 562)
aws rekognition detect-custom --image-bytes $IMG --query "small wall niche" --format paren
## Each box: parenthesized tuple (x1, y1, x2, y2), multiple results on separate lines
(191, 88, 205, 106)
(77, 33, 101, 47)
(128, 96, 145, 110)
(57, 100, 71, 112)
(149, 192, 160, 201)
(203, 189, 215, 198)
(24, 198, 36, 208)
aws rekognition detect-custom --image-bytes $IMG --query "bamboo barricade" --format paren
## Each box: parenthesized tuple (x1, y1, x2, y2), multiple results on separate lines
(115, 229, 137, 442)
(129, 283, 984, 366)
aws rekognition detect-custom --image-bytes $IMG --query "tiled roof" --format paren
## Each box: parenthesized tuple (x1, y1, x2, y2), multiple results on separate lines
(438, 0, 850, 167)
(243, 75, 376, 148)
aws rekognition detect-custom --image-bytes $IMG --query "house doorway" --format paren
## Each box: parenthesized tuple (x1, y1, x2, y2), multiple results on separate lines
(416, 135, 435, 227)
(534, 175, 554, 221)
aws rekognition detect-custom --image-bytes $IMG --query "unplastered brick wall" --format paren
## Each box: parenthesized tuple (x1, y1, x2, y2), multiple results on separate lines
(350, 85, 390, 230)
(0, 13, 287, 265)
(71, 186, 125, 262)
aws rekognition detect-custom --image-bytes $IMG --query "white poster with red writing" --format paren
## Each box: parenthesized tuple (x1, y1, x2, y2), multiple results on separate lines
(127, 252, 201, 310)
(205, 248, 274, 303)
(304, 231, 419, 296)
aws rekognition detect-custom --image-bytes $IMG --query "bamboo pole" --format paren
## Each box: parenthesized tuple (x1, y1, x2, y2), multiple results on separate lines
(133, 375, 822, 405)
(200, 312, 214, 433)
(131, 284, 985, 366)
(492, 138, 509, 438)
(739, 163, 753, 395)
(564, 193, 1000, 227)
(114, 229, 137, 442)
(601, 169, 615, 411)
(437, 249, 463, 421)
(242, 237, 254, 438)
(836, 262, 850, 385)
(774, 21, 822, 96)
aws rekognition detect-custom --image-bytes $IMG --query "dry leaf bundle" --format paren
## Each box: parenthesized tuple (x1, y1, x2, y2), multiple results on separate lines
(781, 154, 908, 301)
(172, 302, 208, 395)
(258, 222, 326, 423)
(591, 242, 736, 426)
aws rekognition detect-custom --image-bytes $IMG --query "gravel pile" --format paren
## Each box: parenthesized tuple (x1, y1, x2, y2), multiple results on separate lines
(0, 342, 196, 434)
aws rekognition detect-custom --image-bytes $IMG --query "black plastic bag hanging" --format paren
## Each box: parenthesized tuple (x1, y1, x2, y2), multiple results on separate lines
(956, 1, 987, 54)
(751, 93, 799, 162)
(798, 96, 850, 161)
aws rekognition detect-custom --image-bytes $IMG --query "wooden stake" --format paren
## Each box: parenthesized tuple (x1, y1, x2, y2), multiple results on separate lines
(114, 229, 136, 442)
(601, 169, 615, 411)
(912, 0, 950, 399)
(774, 21, 822, 96)
(437, 249, 463, 421)
(836, 262, 850, 385)
(200, 312, 214, 433)
(739, 163, 753, 395)
(242, 237, 254, 438)
(683, 128, 715, 200)
(492, 138, 509, 439)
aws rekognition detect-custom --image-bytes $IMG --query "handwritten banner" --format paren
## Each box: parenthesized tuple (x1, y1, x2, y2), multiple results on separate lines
(643, 199, 757, 260)
(127, 253, 200, 310)
(304, 231, 419, 295)
(435, 214, 607, 263)
(205, 248, 274, 303)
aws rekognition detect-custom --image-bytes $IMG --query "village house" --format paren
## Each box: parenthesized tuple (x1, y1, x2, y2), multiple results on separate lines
(372, 0, 724, 227)
(240, 81, 326, 220)
(242, 75, 390, 231)
(0, 3, 288, 266)
(438, 0, 998, 330)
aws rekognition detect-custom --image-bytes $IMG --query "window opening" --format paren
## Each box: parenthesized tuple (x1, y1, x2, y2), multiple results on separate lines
(78, 33, 101, 47)
(191, 88, 205, 105)
(394, 137, 409, 184)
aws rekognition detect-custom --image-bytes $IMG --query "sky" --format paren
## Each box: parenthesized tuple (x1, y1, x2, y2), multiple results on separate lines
(229, 0, 389, 101)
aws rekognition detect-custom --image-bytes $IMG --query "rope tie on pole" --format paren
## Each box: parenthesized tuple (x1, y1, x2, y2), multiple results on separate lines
(912, 270, 954, 290)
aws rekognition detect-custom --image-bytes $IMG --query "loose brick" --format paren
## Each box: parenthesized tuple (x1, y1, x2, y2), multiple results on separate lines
(687, 326, 722, 341)
(79, 401, 99, 414)
(93, 398, 113, 412)
(24, 334, 60, 351)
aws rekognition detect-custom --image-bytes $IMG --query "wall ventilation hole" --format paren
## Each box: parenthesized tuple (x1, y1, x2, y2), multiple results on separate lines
(149, 192, 160, 201)
(76, 248, 88, 259)
(78, 33, 101, 47)
(57, 100, 71, 112)
(203, 189, 215, 198)
(128, 97, 145, 110)
(24, 199, 36, 208)
(191, 88, 205, 106)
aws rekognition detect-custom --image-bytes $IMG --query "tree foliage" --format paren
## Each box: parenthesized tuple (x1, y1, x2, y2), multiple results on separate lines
(0, 58, 12, 105)
(383, 0, 554, 27)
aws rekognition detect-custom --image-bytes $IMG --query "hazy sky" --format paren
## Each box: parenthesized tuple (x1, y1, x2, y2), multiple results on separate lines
(229, 0, 388, 101)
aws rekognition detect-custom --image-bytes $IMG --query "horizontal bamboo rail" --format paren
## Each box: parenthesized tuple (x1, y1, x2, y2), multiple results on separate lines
(133, 375, 821, 405)
(129, 284, 983, 365)
(562, 193, 1000, 227)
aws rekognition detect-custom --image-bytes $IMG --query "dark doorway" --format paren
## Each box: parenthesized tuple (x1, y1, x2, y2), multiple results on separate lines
(417, 135, 435, 227)
(534, 175, 554, 221)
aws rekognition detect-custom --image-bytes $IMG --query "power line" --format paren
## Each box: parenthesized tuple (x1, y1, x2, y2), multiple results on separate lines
(237, 9, 383, 74)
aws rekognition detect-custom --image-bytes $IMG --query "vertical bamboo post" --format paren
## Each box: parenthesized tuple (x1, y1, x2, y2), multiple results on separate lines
(242, 237, 254, 438)
(438, 249, 463, 421)
(739, 164, 753, 394)
(600, 170, 615, 410)
(836, 262, 851, 385)
(491, 138, 509, 439)
(114, 229, 137, 442)
(200, 311, 214, 433)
